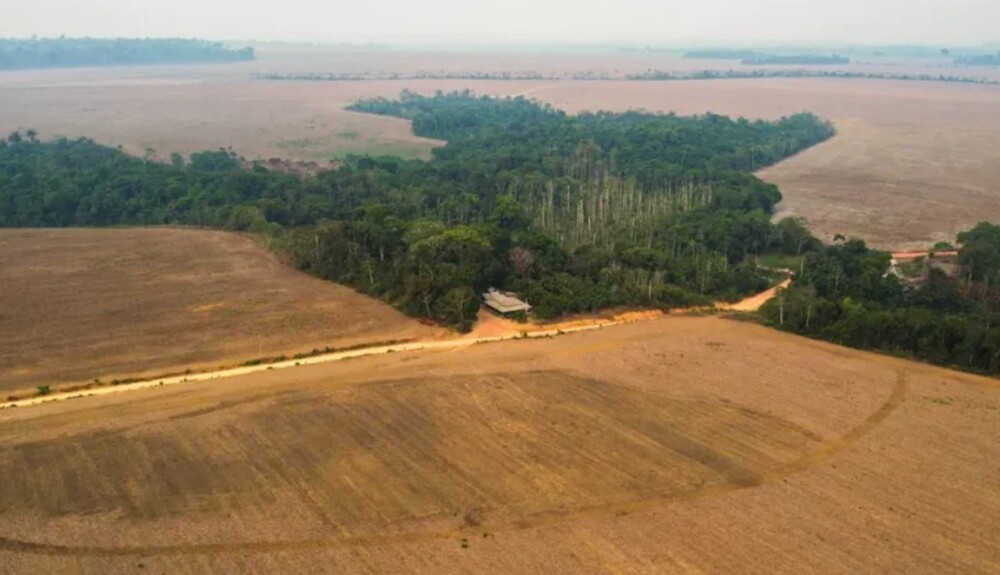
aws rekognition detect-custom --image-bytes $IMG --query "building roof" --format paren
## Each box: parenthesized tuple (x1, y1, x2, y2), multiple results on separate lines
(482, 288, 532, 314)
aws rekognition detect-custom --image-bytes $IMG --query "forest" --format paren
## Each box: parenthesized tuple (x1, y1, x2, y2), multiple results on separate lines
(0, 38, 254, 70)
(761, 224, 1000, 376)
(0, 92, 834, 329)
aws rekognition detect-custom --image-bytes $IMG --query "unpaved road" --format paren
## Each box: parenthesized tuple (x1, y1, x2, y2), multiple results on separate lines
(0, 313, 642, 410)
(891, 250, 959, 260)
(1, 281, 785, 411)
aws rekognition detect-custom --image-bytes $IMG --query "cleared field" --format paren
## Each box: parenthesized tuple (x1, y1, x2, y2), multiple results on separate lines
(2, 48, 999, 248)
(0, 228, 438, 394)
(0, 79, 445, 162)
(0, 316, 997, 573)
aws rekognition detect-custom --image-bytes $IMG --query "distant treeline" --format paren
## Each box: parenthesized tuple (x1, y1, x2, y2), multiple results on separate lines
(683, 50, 761, 60)
(955, 53, 1000, 66)
(742, 55, 849, 66)
(0, 38, 254, 70)
(256, 71, 553, 82)
(0, 92, 834, 329)
(627, 68, 1000, 85)
(684, 51, 849, 65)
(761, 223, 1000, 376)
(257, 69, 998, 87)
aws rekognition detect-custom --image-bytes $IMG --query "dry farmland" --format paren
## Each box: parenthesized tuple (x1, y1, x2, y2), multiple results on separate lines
(0, 316, 998, 573)
(2, 48, 1000, 573)
(0, 228, 438, 394)
(2, 49, 999, 248)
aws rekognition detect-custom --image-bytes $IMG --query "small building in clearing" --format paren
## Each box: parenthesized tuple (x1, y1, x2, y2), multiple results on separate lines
(482, 288, 532, 316)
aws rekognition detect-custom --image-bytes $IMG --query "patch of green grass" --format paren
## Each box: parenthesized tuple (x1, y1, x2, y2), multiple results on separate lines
(274, 135, 433, 163)
(756, 252, 805, 271)
(898, 259, 925, 279)
(327, 141, 430, 161)
(274, 138, 323, 150)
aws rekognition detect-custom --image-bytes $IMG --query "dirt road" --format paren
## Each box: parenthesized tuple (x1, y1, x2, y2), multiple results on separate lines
(891, 250, 959, 260)
(0, 315, 636, 410)
(0, 279, 787, 411)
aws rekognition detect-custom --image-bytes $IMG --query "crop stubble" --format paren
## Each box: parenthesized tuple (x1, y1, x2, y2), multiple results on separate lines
(0, 317, 997, 573)
(0, 228, 438, 393)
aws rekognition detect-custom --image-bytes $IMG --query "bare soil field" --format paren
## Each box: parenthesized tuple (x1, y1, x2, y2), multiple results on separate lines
(0, 228, 438, 394)
(2, 48, 998, 248)
(0, 79, 446, 162)
(0, 316, 997, 573)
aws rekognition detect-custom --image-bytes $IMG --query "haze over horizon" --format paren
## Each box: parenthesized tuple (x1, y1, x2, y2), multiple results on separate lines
(3, 0, 998, 47)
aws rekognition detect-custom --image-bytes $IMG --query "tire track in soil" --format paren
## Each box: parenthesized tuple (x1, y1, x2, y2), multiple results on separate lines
(0, 370, 910, 558)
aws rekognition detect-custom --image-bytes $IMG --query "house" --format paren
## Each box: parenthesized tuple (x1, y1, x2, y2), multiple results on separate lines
(481, 288, 532, 316)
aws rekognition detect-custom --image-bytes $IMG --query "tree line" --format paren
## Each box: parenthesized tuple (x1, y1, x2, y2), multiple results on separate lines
(742, 55, 849, 66)
(0, 38, 254, 70)
(257, 69, 1000, 87)
(682, 51, 848, 65)
(627, 68, 1000, 85)
(955, 53, 1000, 66)
(761, 223, 1000, 376)
(1, 92, 834, 329)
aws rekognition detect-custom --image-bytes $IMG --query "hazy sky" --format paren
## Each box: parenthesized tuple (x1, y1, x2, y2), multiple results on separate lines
(2, 0, 997, 45)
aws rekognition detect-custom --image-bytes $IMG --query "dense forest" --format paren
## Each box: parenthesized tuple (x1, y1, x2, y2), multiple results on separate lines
(0, 38, 254, 70)
(0, 92, 833, 329)
(761, 224, 1000, 375)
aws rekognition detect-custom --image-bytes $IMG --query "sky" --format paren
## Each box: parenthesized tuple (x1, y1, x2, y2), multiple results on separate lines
(2, 0, 998, 46)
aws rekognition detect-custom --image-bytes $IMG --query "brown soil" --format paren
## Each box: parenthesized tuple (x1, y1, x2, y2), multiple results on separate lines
(467, 308, 664, 339)
(0, 316, 997, 573)
(0, 228, 439, 394)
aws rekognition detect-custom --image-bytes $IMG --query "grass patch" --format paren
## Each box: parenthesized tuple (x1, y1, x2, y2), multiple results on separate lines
(328, 140, 431, 161)
(756, 252, 805, 271)
(274, 138, 323, 150)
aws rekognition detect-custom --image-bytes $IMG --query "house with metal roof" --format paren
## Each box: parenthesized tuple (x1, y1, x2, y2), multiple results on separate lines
(481, 288, 532, 316)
